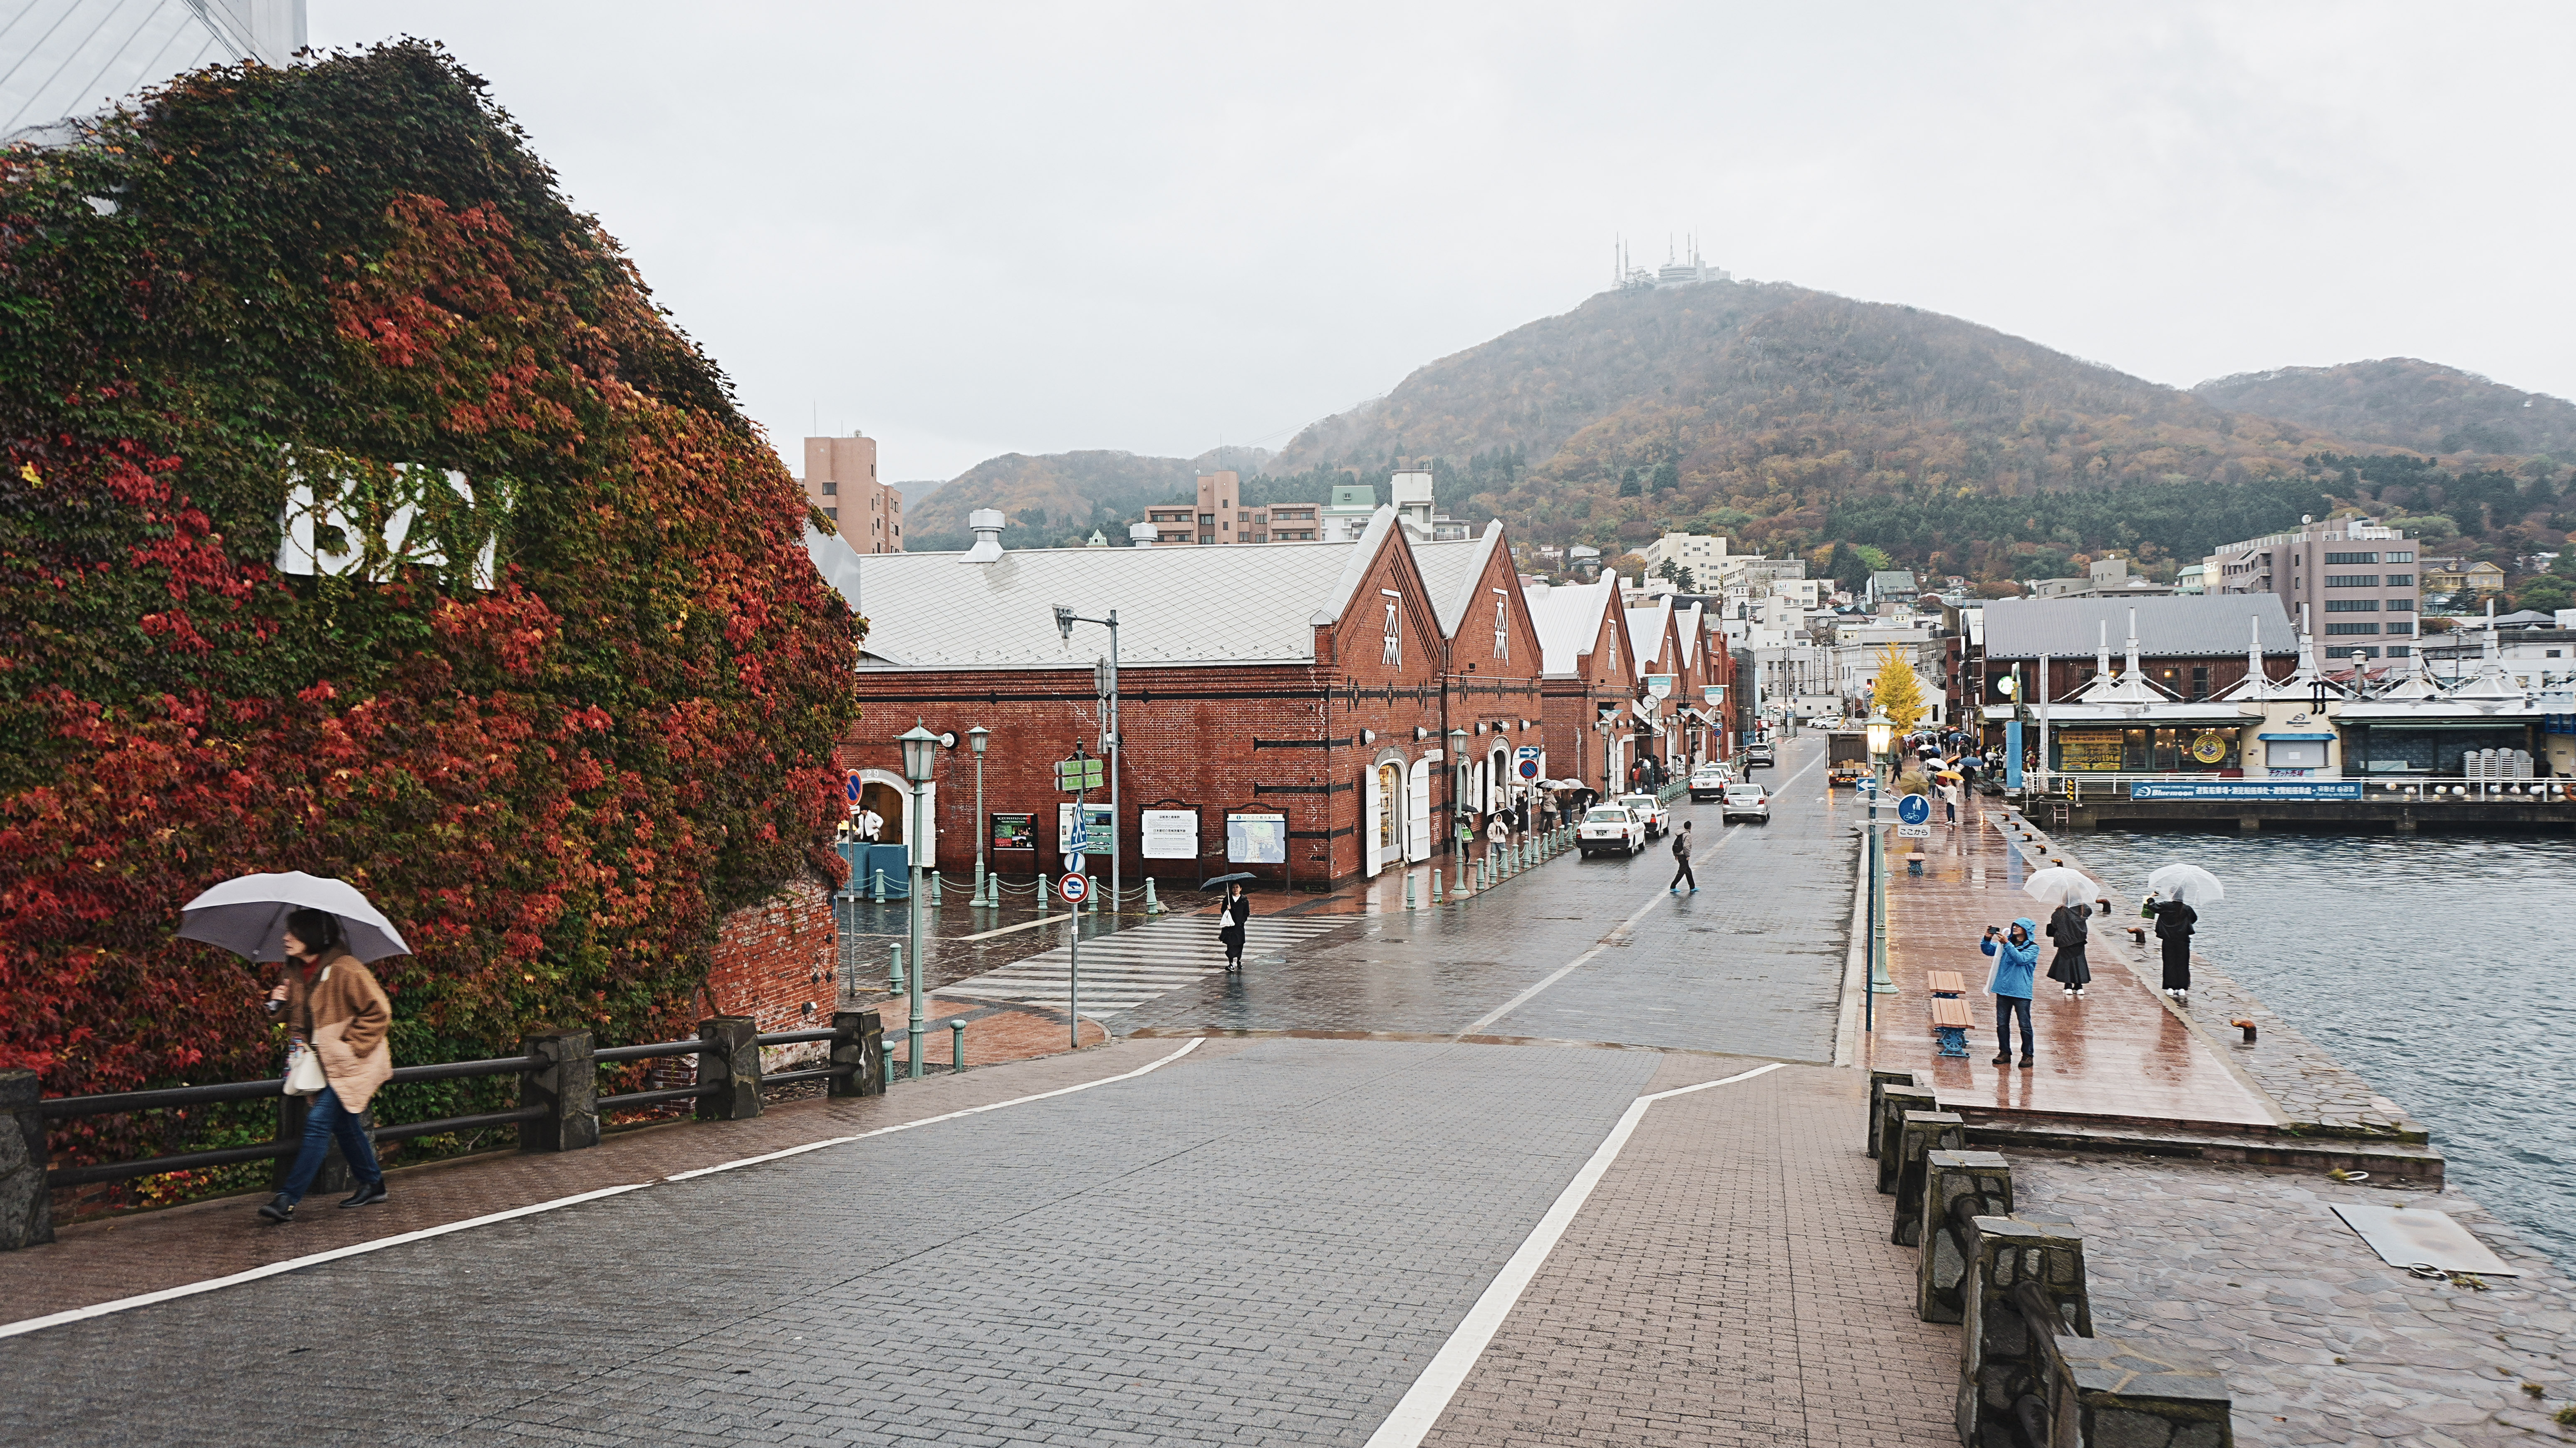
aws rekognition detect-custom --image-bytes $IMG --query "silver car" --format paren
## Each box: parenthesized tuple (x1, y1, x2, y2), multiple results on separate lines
(1719, 782, 1771, 824)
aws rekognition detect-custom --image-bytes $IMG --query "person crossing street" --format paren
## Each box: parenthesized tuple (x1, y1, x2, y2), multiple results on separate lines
(1668, 819, 1698, 894)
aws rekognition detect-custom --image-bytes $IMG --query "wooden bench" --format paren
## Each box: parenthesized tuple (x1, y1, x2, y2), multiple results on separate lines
(1926, 970, 1966, 997)
(1930, 996, 1974, 1058)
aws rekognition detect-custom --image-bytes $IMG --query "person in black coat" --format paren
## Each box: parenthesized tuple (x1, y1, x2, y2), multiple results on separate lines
(2144, 894, 2197, 998)
(1219, 882, 1251, 973)
(2044, 899, 2092, 997)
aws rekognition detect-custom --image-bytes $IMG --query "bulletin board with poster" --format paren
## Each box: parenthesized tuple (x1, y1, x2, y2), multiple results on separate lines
(2053, 730, 2125, 772)
(989, 813, 1035, 851)
(1225, 812, 1287, 865)
(1141, 808, 1200, 860)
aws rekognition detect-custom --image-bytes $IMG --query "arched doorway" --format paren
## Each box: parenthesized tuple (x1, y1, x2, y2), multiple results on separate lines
(1366, 751, 1408, 876)
(857, 780, 907, 842)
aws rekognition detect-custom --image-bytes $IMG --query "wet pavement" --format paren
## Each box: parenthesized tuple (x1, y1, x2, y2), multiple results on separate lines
(1870, 796, 2281, 1129)
(1119, 738, 1855, 1060)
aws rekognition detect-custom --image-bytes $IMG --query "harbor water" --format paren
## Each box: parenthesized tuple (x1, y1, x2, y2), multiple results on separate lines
(2077, 829, 2576, 1268)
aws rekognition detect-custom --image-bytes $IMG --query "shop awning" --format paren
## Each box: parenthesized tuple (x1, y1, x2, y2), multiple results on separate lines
(2257, 732, 2335, 741)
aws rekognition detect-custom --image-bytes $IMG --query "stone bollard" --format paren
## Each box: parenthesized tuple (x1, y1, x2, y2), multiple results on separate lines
(1432, 869, 1442, 903)
(1144, 879, 1165, 915)
(1957, 1214, 2111, 1448)
(1867, 1068, 1919, 1157)
(520, 1030, 599, 1152)
(1405, 874, 1417, 910)
(872, 867, 886, 902)
(831, 1010, 883, 1098)
(887, 943, 906, 995)
(0, 1068, 51, 1249)
(2050, 1335, 2238, 1447)
(928, 870, 942, 907)
(949, 1018, 967, 1073)
(1038, 874, 1051, 913)
(694, 1015, 762, 1121)
(1890, 1109, 1963, 1245)
(1917, 1150, 2011, 1322)
(1876, 1084, 1938, 1193)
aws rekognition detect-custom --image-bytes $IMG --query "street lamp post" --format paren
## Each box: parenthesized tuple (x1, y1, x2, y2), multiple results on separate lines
(1053, 605, 1121, 913)
(967, 724, 991, 906)
(1447, 727, 1469, 860)
(1863, 707, 1895, 1030)
(897, 720, 941, 1079)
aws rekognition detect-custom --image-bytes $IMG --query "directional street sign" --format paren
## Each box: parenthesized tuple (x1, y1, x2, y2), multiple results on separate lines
(1056, 756, 1104, 792)
(1057, 871, 1090, 905)
(1896, 794, 1931, 827)
(1515, 745, 1542, 781)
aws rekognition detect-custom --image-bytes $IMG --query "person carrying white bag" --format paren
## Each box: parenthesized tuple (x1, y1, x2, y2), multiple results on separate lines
(258, 908, 393, 1223)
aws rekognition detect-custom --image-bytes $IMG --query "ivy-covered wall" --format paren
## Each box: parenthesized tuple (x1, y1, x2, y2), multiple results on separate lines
(0, 44, 859, 1172)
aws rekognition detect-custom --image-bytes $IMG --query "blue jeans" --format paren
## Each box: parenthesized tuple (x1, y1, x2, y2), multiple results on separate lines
(1994, 995, 2034, 1058)
(280, 1084, 382, 1202)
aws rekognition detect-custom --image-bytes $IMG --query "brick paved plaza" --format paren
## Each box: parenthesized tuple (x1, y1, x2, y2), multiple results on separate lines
(9, 733, 2574, 1447)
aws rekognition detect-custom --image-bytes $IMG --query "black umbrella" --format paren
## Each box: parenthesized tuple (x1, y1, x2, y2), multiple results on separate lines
(1201, 872, 1257, 889)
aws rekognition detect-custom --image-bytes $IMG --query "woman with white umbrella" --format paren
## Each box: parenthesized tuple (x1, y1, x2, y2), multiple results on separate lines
(2142, 864, 2222, 1002)
(178, 872, 406, 1223)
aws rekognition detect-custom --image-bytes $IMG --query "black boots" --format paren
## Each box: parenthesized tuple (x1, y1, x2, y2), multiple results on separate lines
(1990, 1052, 2011, 1065)
(257, 1194, 294, 1223)
(338, 1180, 388, 1208)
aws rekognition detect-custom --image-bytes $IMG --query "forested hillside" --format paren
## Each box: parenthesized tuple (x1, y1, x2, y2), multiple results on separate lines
(2193, 360, 2576, 460)
(902, 446, 1272, 550)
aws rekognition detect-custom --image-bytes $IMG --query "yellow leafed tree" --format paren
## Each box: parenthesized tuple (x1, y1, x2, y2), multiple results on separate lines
(1872, 643, 1927, 735)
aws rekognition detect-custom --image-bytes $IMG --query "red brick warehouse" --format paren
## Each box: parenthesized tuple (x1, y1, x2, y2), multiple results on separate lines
(805, 508, 1551, 892)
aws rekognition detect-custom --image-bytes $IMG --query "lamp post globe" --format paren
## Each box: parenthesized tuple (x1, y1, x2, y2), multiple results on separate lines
(966, 724, 990, 756)
(1865, 709, 1894, 760)
(898, 721, 941, 783)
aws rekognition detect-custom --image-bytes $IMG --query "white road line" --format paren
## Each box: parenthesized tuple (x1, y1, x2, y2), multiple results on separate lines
(1362, 1061, 1787, 1448)
(0, 1039, 1208, 1342)
(0, 1182, 655, 1342)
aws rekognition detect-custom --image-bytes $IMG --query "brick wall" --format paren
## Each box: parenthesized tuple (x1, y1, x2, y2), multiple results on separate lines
(705, 869, 839, 1065)
(837, 528, 1558, 888)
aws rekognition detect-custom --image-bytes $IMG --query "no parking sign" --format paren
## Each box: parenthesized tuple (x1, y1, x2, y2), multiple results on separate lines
(1057, 872, 1090, 906)
(1515, 745, 1541, 781)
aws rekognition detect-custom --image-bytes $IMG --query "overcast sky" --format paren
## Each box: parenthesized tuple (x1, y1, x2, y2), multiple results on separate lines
(305, 2, 2574, 485)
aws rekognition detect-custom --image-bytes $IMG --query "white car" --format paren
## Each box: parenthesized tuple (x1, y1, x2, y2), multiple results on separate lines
(1688, 765, 1732, 802)
(1615, 792, 1668, 838)
(1577, 805, 1647, 857)
(1719, 782, 1771, 824)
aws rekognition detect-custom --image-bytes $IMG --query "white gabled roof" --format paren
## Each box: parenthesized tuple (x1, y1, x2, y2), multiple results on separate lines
(807, 520, 1378, 668)
(1674, 603, 1704, 668)
(1413, 521, 1506, 639)
(1524, 579, 1618, 677)
(1624, 600, 1674, 671)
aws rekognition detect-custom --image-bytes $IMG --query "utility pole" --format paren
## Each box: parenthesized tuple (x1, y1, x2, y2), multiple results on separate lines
(1055, 605, 1121, 913)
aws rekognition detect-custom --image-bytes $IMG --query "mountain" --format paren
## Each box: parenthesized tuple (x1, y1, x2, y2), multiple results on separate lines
(2191, 359, 2576, 460)
(901, 445, 1272, 550)
(1268, 280, 2341, 566)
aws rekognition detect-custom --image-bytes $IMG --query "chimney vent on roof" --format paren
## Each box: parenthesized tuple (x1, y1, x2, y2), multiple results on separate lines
(963, 509, 1007, 563)
(1129, 521, 1159, 548)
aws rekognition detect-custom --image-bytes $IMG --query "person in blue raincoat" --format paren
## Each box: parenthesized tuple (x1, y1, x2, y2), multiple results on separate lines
(1980, 917, 2040, 1068)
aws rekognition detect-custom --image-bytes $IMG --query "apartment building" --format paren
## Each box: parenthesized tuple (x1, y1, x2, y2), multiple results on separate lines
(2207, 517, 2420, 661)
(1140, 472, 1323, 545)
(803, 436, 902, 553)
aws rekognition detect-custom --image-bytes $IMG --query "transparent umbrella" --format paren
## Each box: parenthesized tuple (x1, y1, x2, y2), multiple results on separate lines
(2145, 862, 2224, 908)
(2021, 866, 2100, 908)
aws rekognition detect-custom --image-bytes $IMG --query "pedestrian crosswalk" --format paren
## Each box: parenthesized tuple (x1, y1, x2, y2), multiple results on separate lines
(940, 913, 1351, 1014)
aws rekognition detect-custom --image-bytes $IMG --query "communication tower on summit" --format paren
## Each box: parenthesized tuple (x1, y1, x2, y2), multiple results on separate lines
(1610, 234, 1729, 293)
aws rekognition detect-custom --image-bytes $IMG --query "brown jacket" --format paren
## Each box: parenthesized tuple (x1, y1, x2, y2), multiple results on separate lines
(282, 951, 394, 1114)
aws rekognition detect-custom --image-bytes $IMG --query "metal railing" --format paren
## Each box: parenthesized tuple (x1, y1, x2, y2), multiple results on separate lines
(24, 1017, 884, 1195)
(2029, 772, 2575, 802)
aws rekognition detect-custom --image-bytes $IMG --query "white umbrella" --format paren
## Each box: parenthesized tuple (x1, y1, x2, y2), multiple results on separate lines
(178, 871, 411, 963)
(2020, 866, 2100, 908)
(2145, 862, 2224, 908)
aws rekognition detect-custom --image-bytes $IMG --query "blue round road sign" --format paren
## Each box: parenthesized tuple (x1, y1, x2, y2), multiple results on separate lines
(1896, 793, 1931, 826)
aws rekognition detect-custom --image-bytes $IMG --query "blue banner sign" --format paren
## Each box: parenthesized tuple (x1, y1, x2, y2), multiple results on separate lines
(2129, 780, 2363, 801)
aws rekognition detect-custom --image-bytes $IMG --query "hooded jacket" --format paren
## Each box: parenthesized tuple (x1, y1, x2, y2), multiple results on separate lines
(1980, 918, 2040, 998)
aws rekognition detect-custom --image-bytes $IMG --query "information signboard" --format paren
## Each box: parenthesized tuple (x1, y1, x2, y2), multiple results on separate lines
(1141, 809, 1200, 860)
(2055, 730, 2125, 772)
(1224, 812, 1288, 864)
(1056, 802, 1112, 854)
(989, 813, 1035, 851)
(1644, 673, 1674, 700)
(2129, 781, 2362, 801)
(1055, 756, 1104, 791)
